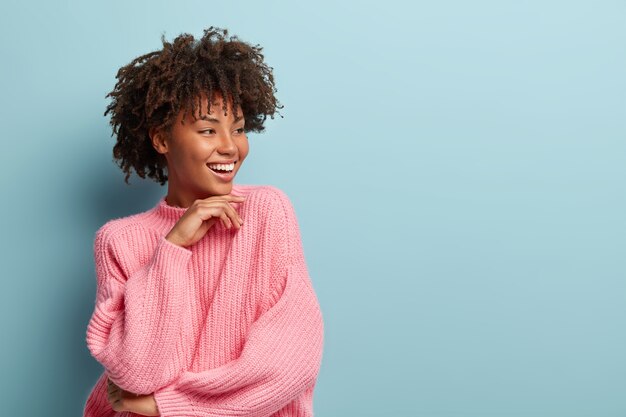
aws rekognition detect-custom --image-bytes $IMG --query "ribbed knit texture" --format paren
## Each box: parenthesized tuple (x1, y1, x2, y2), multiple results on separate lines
(83, 184, 324, 417)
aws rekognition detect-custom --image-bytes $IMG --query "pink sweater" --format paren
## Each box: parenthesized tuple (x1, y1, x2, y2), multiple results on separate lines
(83, 184, 324, 417)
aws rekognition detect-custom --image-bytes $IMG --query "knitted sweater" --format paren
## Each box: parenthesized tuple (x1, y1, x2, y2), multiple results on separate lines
(83, 184, 324, 417)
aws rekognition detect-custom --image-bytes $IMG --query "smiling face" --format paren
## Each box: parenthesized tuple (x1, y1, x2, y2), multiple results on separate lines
(150, 91, 249, 207)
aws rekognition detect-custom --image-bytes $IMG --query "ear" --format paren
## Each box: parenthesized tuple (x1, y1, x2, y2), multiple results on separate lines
(149, 126, 169, 154)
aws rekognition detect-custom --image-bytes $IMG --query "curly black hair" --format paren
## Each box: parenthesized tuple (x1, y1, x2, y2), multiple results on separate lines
(103, 26, 284, 185)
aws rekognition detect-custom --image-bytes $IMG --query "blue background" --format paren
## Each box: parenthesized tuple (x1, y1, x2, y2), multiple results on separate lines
(0, 1, 624, 416)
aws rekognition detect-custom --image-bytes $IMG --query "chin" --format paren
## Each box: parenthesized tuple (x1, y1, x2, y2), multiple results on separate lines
(211, 182, 233, 192)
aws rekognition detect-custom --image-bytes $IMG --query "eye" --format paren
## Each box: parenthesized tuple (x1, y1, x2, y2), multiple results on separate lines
(200, 129, 215, 135)
(235, 127, 245, 134)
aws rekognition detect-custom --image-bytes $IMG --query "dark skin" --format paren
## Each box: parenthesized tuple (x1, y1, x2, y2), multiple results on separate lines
(107, 377, 159, 416)
(106, 93, 248, 415)
(152, 91, 248, 246)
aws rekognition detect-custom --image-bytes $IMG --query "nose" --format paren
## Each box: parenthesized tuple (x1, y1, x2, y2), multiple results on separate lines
(216, 131, 238, 155)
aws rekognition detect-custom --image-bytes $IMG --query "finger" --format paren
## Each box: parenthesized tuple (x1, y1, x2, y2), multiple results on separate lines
(108, 383, 119, 395)
(221, 201, 242, 228)
(196, 201, 242, 228)
(219, 211, 232, 229)
(200, 194, 246, 203)
(107, 377, 119, 389)
(224, 199, 243, 220)
(228, 194, 246, 204)
(202, 198, 244, 212)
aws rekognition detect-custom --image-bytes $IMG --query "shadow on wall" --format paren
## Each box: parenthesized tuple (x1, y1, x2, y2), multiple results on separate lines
(81, 163, 165, 226)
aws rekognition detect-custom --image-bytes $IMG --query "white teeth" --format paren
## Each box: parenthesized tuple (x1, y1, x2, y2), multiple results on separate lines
(208, 162, 235, 171)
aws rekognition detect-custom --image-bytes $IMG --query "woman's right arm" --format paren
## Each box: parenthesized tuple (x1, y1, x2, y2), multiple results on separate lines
(85, 226, 193, 395)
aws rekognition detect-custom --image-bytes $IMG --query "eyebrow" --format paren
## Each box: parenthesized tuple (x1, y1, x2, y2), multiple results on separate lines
(197, 114, 245, 124)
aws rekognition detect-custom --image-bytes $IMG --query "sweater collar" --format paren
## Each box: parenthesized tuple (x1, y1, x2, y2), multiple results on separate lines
(154, 195, 188, 222)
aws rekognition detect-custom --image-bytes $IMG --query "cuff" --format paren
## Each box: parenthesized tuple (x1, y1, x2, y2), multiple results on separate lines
(156, 235, 193, 265)
(153, 383, 194, 417)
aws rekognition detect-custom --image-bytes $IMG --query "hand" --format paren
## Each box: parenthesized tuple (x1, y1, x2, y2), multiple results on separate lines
(165, 193, 246, 248)
(107, 377, 160, 416)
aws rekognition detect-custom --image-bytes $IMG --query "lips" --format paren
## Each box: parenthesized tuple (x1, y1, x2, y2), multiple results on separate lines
(207, 164, 235, 181)
(207, 159, 237, 165)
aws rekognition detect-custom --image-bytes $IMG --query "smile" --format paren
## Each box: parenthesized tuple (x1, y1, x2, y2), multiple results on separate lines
(207, 163, 236, 181)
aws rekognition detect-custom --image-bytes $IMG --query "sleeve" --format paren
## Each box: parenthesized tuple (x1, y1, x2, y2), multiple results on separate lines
(83, 372, 116, 417)
(85, 228, 194, 395)
(152, 189, 325, 417)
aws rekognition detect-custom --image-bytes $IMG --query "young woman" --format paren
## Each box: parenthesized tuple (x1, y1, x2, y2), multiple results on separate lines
(83, 27, 324, 417)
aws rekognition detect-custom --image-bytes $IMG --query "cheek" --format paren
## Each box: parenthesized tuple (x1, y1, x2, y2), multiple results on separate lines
(238, 138, 250, 160)
(186, 142, 212, 161)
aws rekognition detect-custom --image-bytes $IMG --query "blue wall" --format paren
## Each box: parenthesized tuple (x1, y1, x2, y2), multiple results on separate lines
(1, 1, 624, 416)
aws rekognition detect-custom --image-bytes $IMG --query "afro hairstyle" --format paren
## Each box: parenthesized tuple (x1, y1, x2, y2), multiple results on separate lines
(103, 26, 283, 185)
